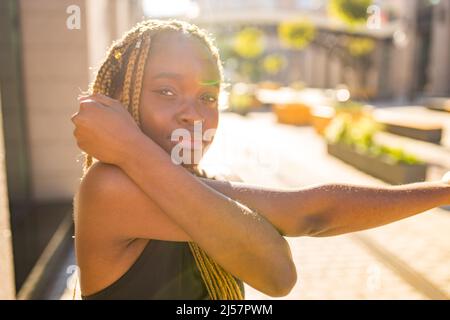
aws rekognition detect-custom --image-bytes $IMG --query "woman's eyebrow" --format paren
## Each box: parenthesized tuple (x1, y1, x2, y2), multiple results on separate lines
(152, 72, 182, 80)
(153, 72, 220, 88)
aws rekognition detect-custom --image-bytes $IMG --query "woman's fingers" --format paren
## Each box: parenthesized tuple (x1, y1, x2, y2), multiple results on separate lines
(91, 93, 118, 106)
(79, 98, 107, 111)
(81, 93, 123, 109)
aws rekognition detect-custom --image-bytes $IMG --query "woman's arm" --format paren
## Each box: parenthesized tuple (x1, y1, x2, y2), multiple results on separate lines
(116, 134, 296, 297)
(196, 178, 330, 236)
(306, 181, 450, 236)
(197, 178, 450, 237)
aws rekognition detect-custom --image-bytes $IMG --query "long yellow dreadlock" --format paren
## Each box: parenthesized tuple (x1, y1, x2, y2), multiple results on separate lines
(80, 19, 243, 300)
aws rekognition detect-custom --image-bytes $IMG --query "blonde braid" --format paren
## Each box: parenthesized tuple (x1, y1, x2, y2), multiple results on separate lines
(120, 44, 140, 111)
(79, 19, 244, 300)
(130, 35, 151, 124)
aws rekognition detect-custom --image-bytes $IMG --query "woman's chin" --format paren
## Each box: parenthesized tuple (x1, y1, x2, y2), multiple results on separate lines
(166, 141, 207, 165)
(180, 148, 204, 166)
(181, 164, 201, 175)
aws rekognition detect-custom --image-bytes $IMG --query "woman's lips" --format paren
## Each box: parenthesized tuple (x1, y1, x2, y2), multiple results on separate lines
(177, 139, 203, 150)
(169, 137, 204, 150)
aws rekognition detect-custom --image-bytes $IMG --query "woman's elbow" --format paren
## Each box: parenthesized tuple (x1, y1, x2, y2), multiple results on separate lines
(264, 258, 297, 297)
(290, 212, 332, 237)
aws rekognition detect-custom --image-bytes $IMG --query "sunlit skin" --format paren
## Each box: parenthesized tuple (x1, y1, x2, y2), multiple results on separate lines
(72, 31, 450, 298)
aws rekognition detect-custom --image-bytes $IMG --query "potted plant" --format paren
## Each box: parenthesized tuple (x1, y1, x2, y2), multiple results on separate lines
(311, 98, 372, 136)
(311, 106, 335, 135)
(325, 114, 427, 184)
(334, 99, 372, 118)
(273, 102, 312, 125)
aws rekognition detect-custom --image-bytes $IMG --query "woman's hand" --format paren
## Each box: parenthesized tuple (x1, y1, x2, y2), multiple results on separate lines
(71, 93, 144, 166)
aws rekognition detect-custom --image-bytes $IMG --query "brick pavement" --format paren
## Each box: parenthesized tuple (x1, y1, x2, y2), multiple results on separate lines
(203, 112, 450, 300)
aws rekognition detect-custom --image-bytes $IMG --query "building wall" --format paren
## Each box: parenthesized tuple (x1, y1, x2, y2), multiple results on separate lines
(0, 0, 31, 209)
(428, 0, 450, 96)
(19, 0, 88, 201)
(86, 0, 142, 83)
(18, 0, 141, 202)
(0, 88, 16, 300)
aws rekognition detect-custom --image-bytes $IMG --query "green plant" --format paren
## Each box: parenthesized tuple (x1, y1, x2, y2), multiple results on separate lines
(347, 37, 375, 56)
(278, 19, 316, 50)
(329, 0, 372, 26)
(334, 100, 365, 112)
(325, 114, 423, 165)
(262, 53, 286, 75)
(229, 83, 255, 113)
(325, 113, 351, 144)
(229, 93, 253, 110)
(371, 145, 423, 165)
(348, 115, 380, 150)
(233, 27, 266, 59)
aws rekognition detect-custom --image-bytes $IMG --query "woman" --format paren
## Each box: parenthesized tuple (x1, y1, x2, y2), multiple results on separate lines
(71, 19, 450, 300)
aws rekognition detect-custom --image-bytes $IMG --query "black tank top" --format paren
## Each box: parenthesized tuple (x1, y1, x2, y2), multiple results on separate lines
(82, 239, 244, 300)
(82, 170, 245, 300)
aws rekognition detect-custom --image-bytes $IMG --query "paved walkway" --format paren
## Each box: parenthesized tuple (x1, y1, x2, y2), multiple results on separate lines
(57, 110, 450, 300)
(203, 111, 450, 300)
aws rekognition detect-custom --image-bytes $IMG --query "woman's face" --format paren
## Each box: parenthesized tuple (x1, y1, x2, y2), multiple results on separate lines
(138, 31, 220, 168)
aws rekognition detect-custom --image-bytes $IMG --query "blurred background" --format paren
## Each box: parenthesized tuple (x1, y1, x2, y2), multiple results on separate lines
(0, 0, 449, 300)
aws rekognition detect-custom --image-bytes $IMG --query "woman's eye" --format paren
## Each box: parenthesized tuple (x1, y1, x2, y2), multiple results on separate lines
(155, 89, 175, 97)
(201, 94, 218, 104)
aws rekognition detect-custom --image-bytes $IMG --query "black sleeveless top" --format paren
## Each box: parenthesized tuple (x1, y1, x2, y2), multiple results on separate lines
(82, 170, 245, 300)
(82, 239, 245, 300)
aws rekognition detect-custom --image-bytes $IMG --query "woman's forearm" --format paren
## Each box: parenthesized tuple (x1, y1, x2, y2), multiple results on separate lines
(198, 178, 450, 238)
(197, 178, 332, 237)
(118, 134, 296, 296)
(312, 182, 450, 237)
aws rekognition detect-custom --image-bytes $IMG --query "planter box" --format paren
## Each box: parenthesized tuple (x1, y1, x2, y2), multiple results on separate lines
(273, 103, 311, 125)
(327, 143, 427, 185)
(374, 110, 443, 144)
(381, 122, 442, 144)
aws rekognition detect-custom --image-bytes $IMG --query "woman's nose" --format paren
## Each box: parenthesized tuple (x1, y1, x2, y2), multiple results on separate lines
(178, 100, 204, 126)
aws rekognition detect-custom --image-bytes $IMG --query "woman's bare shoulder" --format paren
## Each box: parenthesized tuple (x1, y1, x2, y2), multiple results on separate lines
(75, 161, 191, 242)
(81, 161, 129, 189)
(76, 161, 137, 205)
(74, 161, 139, 239)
